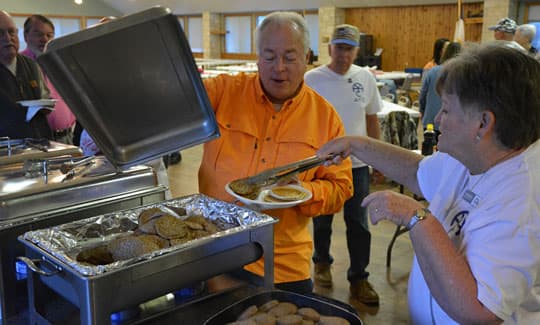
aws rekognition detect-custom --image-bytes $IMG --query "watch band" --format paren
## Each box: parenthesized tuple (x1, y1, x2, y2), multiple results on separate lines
(406, 208, 430, 230)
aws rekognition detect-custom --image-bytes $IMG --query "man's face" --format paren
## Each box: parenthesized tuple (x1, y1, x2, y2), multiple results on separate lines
(24, 19, 54, 54)
(257, 23, 308, 104)
(0, 12, 19, 65)
(328, 43, 358, 75)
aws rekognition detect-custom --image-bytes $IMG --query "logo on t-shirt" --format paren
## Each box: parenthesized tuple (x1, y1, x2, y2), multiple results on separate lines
(352, 82, 364, 103)
(449, 210, 468, 238)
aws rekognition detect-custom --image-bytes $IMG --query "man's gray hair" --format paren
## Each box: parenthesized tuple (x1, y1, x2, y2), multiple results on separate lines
(254, 11, 310, 56)
(516, 24, 536, 42)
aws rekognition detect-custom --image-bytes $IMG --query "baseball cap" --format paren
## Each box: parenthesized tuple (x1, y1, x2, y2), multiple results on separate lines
(488, 17, 517, 33)
(331, 24, 360, 47)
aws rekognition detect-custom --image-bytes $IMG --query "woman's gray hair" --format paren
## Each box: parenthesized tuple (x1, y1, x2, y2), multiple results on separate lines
(436, 42, 540, 149)
(254, 11, 310, 56)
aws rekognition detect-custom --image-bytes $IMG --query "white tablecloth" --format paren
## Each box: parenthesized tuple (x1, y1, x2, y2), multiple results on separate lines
(375, 71, 420, 81)
(377, 101, 420, 119)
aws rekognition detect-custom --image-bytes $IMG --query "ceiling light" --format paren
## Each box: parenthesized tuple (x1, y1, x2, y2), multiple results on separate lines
(74, 0, 83, 5)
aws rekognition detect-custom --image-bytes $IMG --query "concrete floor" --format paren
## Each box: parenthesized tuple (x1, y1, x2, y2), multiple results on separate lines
(167, 145, 414, 325)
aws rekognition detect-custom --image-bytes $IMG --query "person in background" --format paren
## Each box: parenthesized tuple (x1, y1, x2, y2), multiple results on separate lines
(21, 14, 77, 144)
(304, 24, 381, 304)
(0, 10, 51, 139)
(423, 37, 449, 71)
(317, 42, 540, 324)
(489, 17, 517, 41)
(514, 24, 539, 57)
(200, 11, 353, 294)
(419, 41, 462, 140)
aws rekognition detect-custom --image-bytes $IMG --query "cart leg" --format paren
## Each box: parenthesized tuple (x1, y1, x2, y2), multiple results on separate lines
(80, 296, 112, 325)
(27, 271, 51, 325)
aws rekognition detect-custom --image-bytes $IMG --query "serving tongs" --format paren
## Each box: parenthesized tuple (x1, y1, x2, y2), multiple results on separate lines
(229, 155, 328, 196)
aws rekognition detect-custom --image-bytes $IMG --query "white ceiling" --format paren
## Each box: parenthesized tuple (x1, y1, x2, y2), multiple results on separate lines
(99, 0, 463, 15)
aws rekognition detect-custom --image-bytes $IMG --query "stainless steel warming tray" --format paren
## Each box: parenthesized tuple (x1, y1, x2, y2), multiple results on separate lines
(0, 138, 82, 166)
(0, 154, 166, 322)
(19, 194, 277, 325)
(0, 156, 157, 221)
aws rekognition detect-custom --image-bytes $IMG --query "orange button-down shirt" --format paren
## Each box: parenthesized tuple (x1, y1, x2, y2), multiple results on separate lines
(200, 73, 353, 283)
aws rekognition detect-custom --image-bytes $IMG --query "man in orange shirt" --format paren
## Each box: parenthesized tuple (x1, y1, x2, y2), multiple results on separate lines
(200, 11, 353, 293)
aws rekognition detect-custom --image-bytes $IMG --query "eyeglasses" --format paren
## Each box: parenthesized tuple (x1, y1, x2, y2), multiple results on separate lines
(0, 28, 18, 38)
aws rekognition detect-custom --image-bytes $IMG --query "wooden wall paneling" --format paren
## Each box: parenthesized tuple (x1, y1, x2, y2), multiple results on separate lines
(346, 3, 482, 72)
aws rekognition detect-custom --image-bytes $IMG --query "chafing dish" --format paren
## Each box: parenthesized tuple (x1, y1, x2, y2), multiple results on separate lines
(0, 156, 166, 321)
(19, 195, 277, 325)
(0, 137, 82, 166)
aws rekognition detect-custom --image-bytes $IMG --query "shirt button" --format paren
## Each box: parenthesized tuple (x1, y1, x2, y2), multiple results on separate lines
(266, 137, 271, 141)
(226, 124, 231, 128)
(261, 158, 266, 163)
(272, 116, 276, 120)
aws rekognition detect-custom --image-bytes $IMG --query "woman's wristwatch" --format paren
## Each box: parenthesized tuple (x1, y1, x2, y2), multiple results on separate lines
(406, 208, 430, 230)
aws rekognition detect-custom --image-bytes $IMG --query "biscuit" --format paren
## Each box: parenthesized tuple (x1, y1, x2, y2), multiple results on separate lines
(276, 314, 302, 325)
(268, 302, 297, 317)
(317, 316, 350, 325)
(238, 305, 258, 321)
(259, 300, 279, 312)
(270, 186, 307, 201)
(155, 215, 189, 239)
(296, 307, 320, 321)
(137, 234, 169, 249)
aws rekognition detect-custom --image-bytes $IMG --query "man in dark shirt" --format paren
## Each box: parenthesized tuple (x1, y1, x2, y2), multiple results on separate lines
(0, 10, 51, 139)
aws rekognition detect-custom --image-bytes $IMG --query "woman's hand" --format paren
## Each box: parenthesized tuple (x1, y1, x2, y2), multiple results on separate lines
(362, 190, 425, 227)
(317, 136, 353, 166)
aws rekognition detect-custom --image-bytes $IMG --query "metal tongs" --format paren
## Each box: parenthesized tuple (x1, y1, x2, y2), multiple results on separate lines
(230, 155, 328, 193)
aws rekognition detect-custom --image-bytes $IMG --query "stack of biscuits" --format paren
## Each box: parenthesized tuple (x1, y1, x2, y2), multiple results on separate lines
(76, 206, 220, 265)
(229, 299, 350, 325)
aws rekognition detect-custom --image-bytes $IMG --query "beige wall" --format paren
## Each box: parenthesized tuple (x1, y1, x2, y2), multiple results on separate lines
(482, 0, 519, 42)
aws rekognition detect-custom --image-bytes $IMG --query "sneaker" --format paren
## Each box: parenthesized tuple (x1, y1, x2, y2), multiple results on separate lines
(350, 279, 379, 305)
(314, 263, 333, 288)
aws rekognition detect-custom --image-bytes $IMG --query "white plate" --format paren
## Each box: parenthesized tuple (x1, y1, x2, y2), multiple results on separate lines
(225, 183, 312, 210)
(17, 99, 58, 107)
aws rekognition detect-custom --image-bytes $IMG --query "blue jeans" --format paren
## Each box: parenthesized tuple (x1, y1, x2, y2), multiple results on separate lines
(312, 166, 371, 283)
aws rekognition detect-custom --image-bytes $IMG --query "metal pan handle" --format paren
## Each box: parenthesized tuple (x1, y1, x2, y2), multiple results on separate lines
(16, 256, 62, 276)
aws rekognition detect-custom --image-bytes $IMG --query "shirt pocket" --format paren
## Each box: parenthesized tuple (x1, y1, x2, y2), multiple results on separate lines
(274, 133, 318, 182)
(211, 120, 258, 178)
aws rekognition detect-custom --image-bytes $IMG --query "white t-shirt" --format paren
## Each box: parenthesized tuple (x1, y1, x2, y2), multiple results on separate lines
(409, 140, 540, 324)
(305, 64, 382, 168)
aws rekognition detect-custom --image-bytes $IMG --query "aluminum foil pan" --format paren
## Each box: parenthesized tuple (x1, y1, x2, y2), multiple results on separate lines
(21, 194, 276, 276)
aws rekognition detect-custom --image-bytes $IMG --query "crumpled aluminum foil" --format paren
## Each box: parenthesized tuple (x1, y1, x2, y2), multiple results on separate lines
(21, 194, 276, 276)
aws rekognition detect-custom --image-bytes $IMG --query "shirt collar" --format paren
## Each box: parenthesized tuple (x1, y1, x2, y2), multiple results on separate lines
(254, 74, 307, 108)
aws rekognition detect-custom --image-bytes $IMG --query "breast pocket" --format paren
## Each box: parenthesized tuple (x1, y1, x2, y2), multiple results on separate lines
(274, 134, 318, 182)
(211, 120, 258, 178)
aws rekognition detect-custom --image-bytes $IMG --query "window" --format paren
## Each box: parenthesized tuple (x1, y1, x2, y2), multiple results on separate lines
(187, 16, 202, 53)
(304, 13, 319, 56)
(225, 15, 251, 53)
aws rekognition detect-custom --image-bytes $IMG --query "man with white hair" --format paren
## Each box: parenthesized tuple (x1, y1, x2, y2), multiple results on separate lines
(514, 24, 538, 57)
